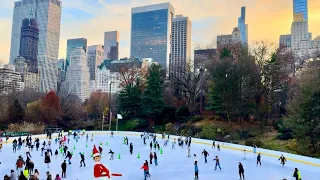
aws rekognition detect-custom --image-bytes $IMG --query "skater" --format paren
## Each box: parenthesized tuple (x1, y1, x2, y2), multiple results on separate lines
(55, 149, 58, 158)
(141, 162, 148, 180)
(143, 136, 146, 145)
(108, 149, 115, 160)
(91, 134, 94, 141)
(150, 141, 152, 151)
(149, 152, 153, 165)
(257, 153, 262, 166)
(217, 143, 220, 151)
(61, 160, 67, 178)
(212, 141, 215, 149)
(202, 149, 209, 163)
(54, 174, 61, 180)
(18, 171, 27, 180)
(34, 169, 40, 180)
(13, 139, 17, 153)
(188, 146, 191, 157)
(194, 161, 199, 180)
(157, 143, 160, 151)
(0, 142, 2, 152)
(293, 168, 302, 180)
(23, 167, 29, 179)
(213, 156, 222, 170)
(65, 151, 72, 165)
(35, 141, 40, 151)
(172, 140, 176, 149)
(86, 134, 89, 142)
(63, 145, 68, 156)
(80, 152, 86, 167)
(46, 172, 52, 180)
(98, 146, 103, 154)
(44, 152, 51, 168)
(279, 155, 287, 167)
(16, 156, 25, 176)
(46, 144, 52, 156)
(126, 137, 129, 145)
(27, 159, 34, 174)
(154, 152, 158, 166)
(145, 160, 151, 177)
(239, 162, 245, 180)
(41, 146, 45, 156)
(10, 170, 17, 180)
(129, 143, 133, 155)
(243, 149, 246, 160)
(253, 144, 257, 154)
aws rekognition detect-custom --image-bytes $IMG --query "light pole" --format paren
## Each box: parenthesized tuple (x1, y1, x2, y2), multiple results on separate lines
(108, 81, 113, 132)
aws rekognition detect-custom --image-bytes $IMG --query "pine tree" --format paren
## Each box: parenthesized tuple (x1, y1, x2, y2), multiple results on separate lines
(8, 99, 25, 124)
(118, 82, 142, 117)
(141, 64, 164, 120)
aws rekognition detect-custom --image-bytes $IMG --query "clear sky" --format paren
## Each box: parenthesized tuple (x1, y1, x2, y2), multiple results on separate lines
(0, 0, 319, 64)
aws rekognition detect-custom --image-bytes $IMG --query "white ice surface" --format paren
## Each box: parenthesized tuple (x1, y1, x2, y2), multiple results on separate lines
(0, 133, 319, 180)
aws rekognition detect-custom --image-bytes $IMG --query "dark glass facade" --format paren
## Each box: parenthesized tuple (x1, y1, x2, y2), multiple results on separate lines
(65, 38, 87, 72)
(131, 9, 169, 69)
(19, 18, 39, 73)
(293, 0, 308, 21)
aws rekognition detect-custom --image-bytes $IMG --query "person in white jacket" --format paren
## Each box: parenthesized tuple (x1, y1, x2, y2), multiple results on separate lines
(25, 146, 31, 158)
(187, 146, 191, 157)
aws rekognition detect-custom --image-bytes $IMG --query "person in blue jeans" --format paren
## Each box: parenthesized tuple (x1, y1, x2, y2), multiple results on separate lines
(202, 149, 209, 163)
(194, 161, 199, 180)
(213, 156, 221, 170)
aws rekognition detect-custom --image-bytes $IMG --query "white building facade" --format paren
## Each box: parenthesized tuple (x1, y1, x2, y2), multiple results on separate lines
(94, 66, 121, 94)
(87, 45, 104, 81)
(9, 0, 62, 92)
(62, 47, 90, 101)
(170, 15, 191, 77)
(104, 31, 119, 60)
(0, 64, 24, 94)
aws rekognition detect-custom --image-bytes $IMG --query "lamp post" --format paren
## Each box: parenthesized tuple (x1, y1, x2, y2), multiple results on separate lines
(108, 81, 113, 132)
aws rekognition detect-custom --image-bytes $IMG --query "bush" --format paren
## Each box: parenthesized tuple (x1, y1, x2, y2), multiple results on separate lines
(161, 106, 176, 124)
(176, 105, 190, 121)
(119, 118, 148, 131)
(245, 139, 263, 147)
(165, 123, 174, 131)
(277, 131, 293, 140)
(199, 126, 216, 140)
(7, 122, 45, 134)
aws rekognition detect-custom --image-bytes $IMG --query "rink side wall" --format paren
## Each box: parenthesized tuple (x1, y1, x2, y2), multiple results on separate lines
(2, 130, 320, 167)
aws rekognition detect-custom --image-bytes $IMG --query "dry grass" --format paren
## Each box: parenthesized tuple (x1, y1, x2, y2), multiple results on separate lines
(7, 122, 45, 134)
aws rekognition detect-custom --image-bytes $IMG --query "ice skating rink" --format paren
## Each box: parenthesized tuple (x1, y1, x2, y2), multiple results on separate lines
(0, 131, 320, 180)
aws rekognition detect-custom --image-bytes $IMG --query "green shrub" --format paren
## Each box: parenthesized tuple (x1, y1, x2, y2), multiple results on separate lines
(199, 126, 216, 140)
(161, 106, 176, 124)
(176, 105, 190, 121)
(245, 139, 263, 147)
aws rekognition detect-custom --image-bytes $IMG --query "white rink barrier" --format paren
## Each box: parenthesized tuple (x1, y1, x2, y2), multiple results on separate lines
(2, 130, 320, 167)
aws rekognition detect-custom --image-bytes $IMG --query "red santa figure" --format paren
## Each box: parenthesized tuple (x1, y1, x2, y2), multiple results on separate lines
(93, 145, 122, 179)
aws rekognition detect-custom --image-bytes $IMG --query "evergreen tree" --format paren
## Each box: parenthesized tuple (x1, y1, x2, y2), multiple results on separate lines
(8, 99, 25, 124)
(118, 82, 142, 117)
(141, 64, 164, 121)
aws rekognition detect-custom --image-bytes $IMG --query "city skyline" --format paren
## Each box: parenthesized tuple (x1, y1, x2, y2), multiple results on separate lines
(1, 0, 320, 64)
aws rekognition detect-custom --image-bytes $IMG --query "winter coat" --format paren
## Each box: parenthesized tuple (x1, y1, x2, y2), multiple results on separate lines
(141, 164, 148, 171)
(45, 156, 51, 163)
(23, 169, 29, 178)
(54, 176, 61, 180)
(34, 172, 40, 180)
(16, 159, 25, 168)
(202, 151, 209, 157)
(18, 174, 27, 180)
(239, 164, 244, 173)
(194, 165, 199, 172)
(61, 162, 67, 171)
(47, 174, 52, 180)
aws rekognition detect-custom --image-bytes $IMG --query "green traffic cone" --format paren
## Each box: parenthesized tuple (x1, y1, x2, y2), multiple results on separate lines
(86, 143, 88, 147)
(106, 141, 108, 145)
(91, 153, 93, 157)
(137, 153, 140, 158)
(118, 153, 121, 159)
(73, 145, 76, 150)
(160, 148, 163, 154)
(71, 150, 74, 155)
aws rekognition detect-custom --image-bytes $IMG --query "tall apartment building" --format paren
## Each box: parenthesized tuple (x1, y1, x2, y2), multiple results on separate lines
(217, 7, 247, 46)
(9, 0, 62, 92)
(131, 3, 175, 72)
(88, 45, 104, 80)
(66, 38, 87, 72)
(19, 18, 39, 73)
(279, 34, 292, 48)
(94, 64, 121, 94)
(57, 59, 65, 91)
(293, 0, 308, 21)
(0, 64, 24, 94)
(169, 15, 191, 78)
(104, 31, 119, 60)
(62, 47, 90, 101)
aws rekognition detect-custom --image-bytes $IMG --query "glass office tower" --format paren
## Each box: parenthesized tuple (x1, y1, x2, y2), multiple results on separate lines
(238, 6, 248, 45)
(131, 3, 175, 71)
(293, 0, 308, 21)
(65, 38, 87, 72)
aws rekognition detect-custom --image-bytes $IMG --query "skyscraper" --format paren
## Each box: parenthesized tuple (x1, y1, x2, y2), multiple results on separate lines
(62, 47, 90, 101)
(87, 45, 104, 80)
(19, 18, 39, 73)
(131, 3, 175, 71)
(170, 15, 191, 78)
(104, 31, 119, 60)
(293, 0, 308, 21)
(9, 0, 62, 92)
(238, 6, 248, 45)
(66, 38, 88, 72)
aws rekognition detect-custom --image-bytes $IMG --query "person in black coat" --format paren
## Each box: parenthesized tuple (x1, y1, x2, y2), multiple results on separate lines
(202, 149, 209, 163)
(61, 160, 67, 178)
(129, 143, 133, 155)
(44, 152, 51, 168)
(18, 171, 27, 180)
(257, 153, 262, 166)
(238, 162, 245, 180)
(80, 153, 85, 167)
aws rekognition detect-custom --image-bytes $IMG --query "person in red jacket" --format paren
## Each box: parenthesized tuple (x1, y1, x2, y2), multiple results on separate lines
(141, 162, 148, 180)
